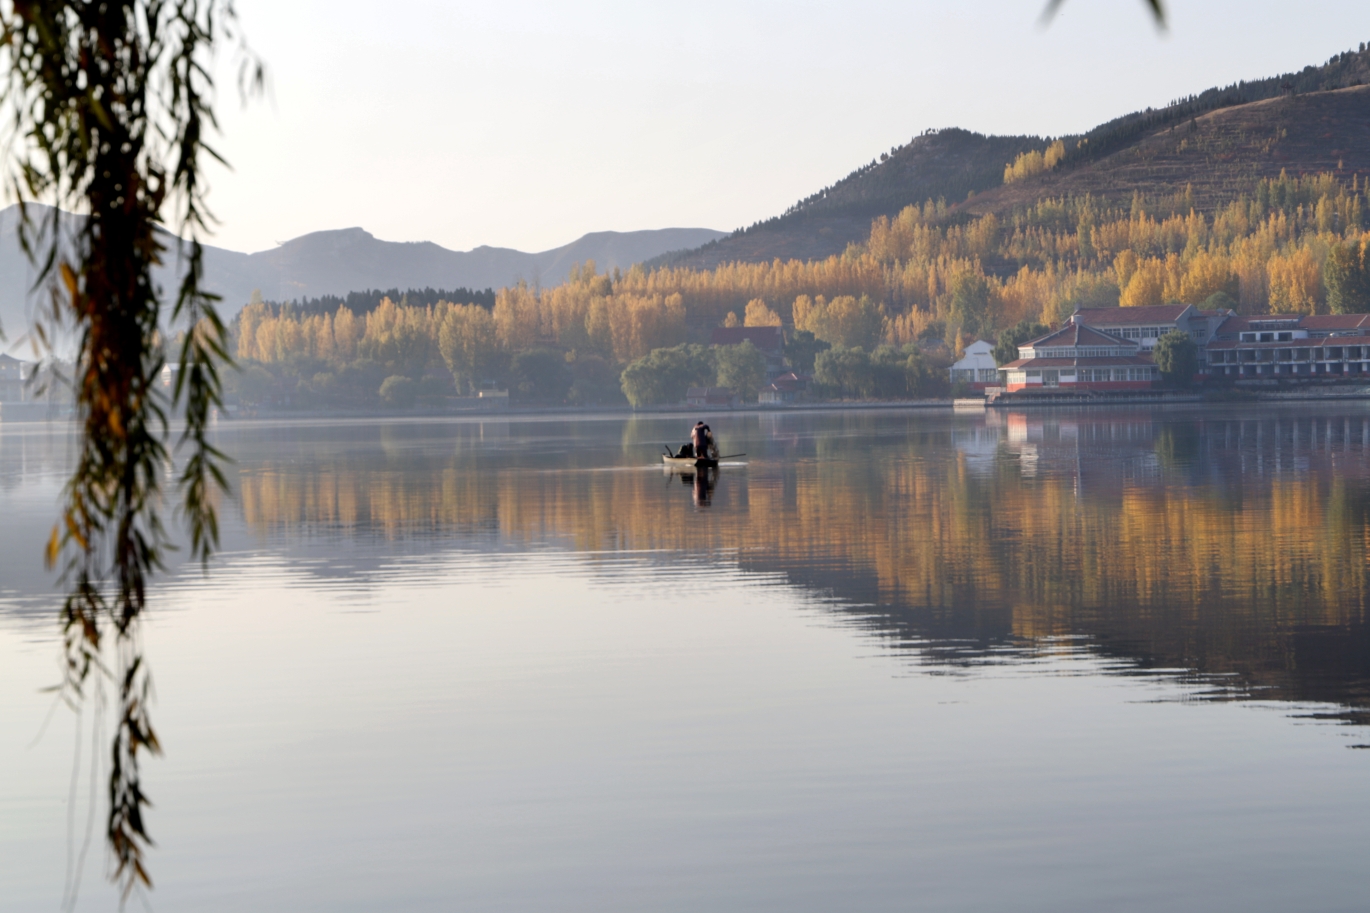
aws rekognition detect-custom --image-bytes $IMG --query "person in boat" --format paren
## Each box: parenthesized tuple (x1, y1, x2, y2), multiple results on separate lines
(701, 423, 718, 460)
(691, 421, 708, 459)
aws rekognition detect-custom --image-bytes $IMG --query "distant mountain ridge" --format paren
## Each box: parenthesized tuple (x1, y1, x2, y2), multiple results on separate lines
(664, 42, 1370, 270)
(0, 211, 723, 345)
(206, 225, 725, 307)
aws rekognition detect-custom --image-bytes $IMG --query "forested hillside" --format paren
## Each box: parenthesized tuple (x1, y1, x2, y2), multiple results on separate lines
(667, 43, 1370, 268)
(227, 43, 1370, 409)
(661, 129, 1042, 270)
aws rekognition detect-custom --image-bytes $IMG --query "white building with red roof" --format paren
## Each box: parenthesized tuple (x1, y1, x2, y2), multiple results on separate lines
(1001, 322, 1160, 393)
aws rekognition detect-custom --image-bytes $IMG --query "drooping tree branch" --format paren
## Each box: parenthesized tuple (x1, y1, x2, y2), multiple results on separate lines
(0, 1, 259, 900)
(1042, 0, 1166, 27)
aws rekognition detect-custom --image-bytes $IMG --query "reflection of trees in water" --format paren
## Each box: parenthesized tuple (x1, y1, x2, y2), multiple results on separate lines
(232, 411, 1370, 720)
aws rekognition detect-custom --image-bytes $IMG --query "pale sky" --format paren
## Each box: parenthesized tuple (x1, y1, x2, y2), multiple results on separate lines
(204, 0, 1370, 255)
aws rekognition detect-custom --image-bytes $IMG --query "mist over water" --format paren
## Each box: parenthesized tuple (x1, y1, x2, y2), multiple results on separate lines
(3, 407, 1370, 911)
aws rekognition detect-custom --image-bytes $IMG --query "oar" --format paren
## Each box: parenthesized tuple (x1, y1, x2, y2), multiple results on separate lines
(716, 453, 746, 460)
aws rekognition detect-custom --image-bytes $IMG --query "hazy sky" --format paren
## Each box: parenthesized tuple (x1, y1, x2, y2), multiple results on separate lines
(205, 0, 1370, 255)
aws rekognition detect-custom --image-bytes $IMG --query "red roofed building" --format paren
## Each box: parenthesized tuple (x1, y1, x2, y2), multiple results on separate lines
(1001, 323, 1160, 392)
(686, 386, 735, 407)
(1071, 303, 1233, 370)
(1206, 313, 1370, 380)
(758, 372, 810, 404)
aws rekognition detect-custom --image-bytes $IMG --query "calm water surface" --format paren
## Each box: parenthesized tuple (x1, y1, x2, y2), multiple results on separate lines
(2, 407, 1370, 912)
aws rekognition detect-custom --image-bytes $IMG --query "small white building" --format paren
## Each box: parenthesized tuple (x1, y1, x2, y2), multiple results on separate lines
(949, 340, 999, 390)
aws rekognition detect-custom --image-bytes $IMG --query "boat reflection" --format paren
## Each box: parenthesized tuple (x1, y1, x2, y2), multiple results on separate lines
(7, 408, 1370, 725)
(224, 409, 1370, 724)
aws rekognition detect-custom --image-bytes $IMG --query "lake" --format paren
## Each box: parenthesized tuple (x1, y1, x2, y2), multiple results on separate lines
(3, 406, 1370, 912)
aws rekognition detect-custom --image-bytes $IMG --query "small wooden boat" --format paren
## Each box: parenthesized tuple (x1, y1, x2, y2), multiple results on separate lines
(662, 454, 720, 469)
(660, 447, 744, 470)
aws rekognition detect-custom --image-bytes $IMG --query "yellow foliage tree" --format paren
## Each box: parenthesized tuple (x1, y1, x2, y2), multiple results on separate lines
(1179, 251, 1238, 303)
(743, 299, 782, 326)
(1113, 250, 1139, 290)
(795, 293, 885, 349)
(1003, 140, 1065, 184)
(884, 308, 935, 346)
(230, 170, 1370, 371)
(494, 283, 542, 350)
(1120, 258, 1166, 308)
(1267, 248, 1323, 314)
(236, 302, 266, 361)
(602, 293, 688, 363)
(333, 307, 360, 361)
(439, 304, 498, 393)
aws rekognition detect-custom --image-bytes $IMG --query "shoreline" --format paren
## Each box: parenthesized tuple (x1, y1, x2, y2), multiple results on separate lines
(8, 386, 1370, 427)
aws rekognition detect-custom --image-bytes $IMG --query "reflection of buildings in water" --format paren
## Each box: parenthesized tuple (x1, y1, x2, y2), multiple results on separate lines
(756, 411, 801, 452)
(215, 412, 1370, 725)
(971, 411, 1162, 484)
(0, 354, 32, 403)
(756, 411, 786, 437)
(986, 410, 1370, 494)
(949, 418, 1001, 474)
(0, 422, 69, 489)
(1209, 414, 1370, 481)
(908, 408, 1370, 721)
(477, 421, 510, 443)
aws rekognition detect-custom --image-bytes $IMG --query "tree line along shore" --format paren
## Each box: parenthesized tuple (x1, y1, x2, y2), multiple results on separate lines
(219, 170, 1370, 411)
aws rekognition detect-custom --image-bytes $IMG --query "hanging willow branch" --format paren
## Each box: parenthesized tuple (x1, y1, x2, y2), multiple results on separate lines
(0, 1, 260, 900)
(1042, 0, 1166, 27)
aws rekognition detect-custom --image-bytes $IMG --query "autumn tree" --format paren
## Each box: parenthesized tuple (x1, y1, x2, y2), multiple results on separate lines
(814, 346, 876, 398)
(1119, 258, 1167, 308)
(714, 341, 768, 402)
(1267, 249, 1322, 314)
(1326, 240, 1370, 314)
(1179, 252, 1239, 304)
(439, 304, 498, 394)
(744, 299, 782, 326)
(794, 293, 885, 349)
(946, 273, 1001, 341)
(619, 344, 715, 407)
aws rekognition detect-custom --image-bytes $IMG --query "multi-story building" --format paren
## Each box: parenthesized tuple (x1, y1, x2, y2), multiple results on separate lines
(1206, 314, 1370, 379)
(1001, 322, 1161, 392)
(1071, 303, 1232, 369)
(994, 303, 1370, 392)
